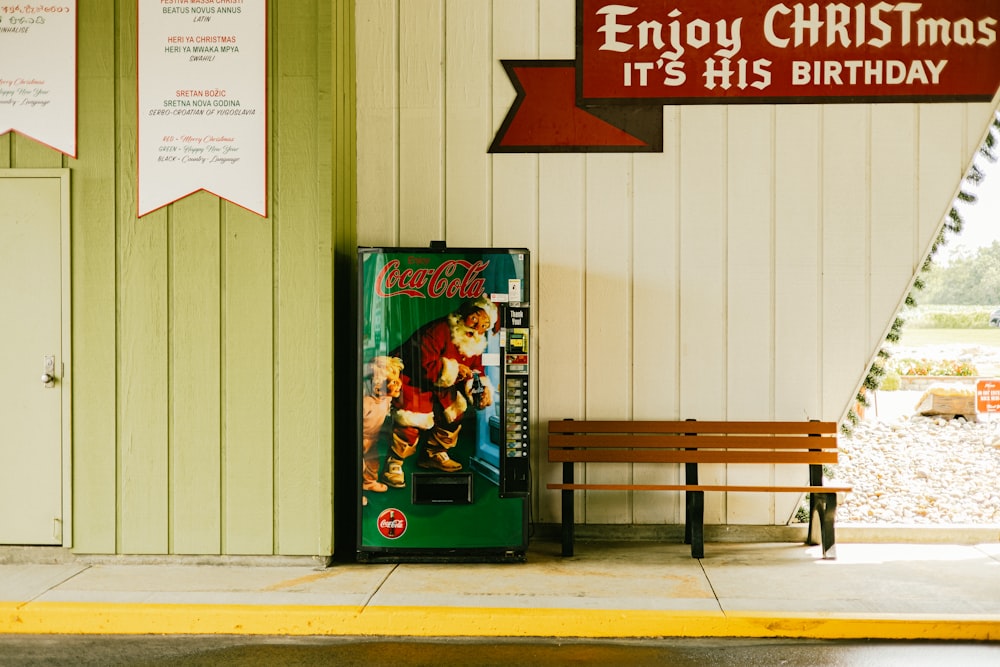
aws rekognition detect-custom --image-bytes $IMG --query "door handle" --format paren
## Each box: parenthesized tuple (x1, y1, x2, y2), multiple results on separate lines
(42, 355, 56, 388)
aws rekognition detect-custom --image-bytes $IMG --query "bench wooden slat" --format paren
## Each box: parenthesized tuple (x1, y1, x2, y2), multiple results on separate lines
(549, 433, 839, 450)
(548, 420, 837, 435)
(547, 483, 853, 493)
(549, 449, 839, 465)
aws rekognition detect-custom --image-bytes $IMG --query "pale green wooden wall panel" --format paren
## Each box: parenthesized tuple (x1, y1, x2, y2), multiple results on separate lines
(222, 207, 275, 555)
(70, 1, 119, 554)
(331, 0, 357, 556)
(10, 133, 62, 168)
(170, 194, 223, 555)
(273, 0, 334, 556)
(115, 0, 170, 555)
(4, 0, 337, 556)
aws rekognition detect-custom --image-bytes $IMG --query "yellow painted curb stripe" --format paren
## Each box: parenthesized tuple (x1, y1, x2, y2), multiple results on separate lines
(2, 603, 998, 641)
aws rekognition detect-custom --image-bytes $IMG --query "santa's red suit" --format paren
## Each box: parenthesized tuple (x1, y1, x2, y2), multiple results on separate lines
(383, 298, 495, 487)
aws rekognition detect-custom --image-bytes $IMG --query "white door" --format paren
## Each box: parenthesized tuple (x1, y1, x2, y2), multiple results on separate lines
(0, 170, 70, 545)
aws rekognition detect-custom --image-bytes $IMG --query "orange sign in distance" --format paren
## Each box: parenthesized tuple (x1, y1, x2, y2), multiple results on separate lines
(976, 379, 1000, 413)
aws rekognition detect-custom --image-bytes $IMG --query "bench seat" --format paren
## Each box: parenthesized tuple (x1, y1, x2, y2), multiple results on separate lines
(547, 419, 852, 559)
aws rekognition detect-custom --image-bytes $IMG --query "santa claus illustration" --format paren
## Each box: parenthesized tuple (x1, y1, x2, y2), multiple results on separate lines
(383, 295, 496, 488)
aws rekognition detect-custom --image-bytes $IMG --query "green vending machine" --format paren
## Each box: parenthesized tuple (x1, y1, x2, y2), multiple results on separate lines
(357, 244, 530, 563)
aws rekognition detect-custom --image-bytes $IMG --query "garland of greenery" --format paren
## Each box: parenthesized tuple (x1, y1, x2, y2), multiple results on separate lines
(843, 112, 1000, 435)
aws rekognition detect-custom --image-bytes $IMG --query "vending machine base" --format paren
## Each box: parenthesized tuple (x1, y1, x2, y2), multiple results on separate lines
(356, 544, 527, 564)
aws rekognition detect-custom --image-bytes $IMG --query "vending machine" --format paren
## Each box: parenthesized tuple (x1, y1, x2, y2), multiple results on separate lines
(356, 244, 530, 562)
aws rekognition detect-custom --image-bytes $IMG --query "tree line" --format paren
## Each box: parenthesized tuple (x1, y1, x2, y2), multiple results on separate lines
(921, 240, 1000, 305)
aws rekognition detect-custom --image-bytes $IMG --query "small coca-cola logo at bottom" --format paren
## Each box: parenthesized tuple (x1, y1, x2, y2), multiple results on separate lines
(377, 508, 407, 539)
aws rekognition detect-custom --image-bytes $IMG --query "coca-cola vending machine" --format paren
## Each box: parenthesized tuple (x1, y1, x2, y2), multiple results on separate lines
(356, 244, 530, 562)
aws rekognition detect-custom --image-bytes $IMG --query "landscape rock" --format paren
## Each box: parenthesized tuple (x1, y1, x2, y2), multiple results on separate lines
(835, 412, 1000, 524)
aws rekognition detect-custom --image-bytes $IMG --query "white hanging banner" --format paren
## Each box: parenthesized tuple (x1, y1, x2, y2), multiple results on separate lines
(138, 0, 266, 217)
(0, 2, 77, 157)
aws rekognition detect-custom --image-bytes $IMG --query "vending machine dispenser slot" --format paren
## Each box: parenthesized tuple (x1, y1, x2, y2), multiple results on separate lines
(411, 473, 474, 505)
(499, 305, 530, 498)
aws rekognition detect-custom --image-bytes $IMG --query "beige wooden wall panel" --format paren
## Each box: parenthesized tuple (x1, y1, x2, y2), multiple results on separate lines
(870, 108, 918, 348)
(583, 155, 632, 525)
(273, 0, 334, 556)
(632, 111, 682, 525)
(444, 0, 491, 246)
(726, 106, 776, 525)
(491, 0, 539, 253)
(0, 1, 336, 556)
(678, 107, 728, 525)
(821, 107, 870, 421)
(356, 0, 398, 246)
(537, 155, 586, 525)
(399, 0, 445, 245)
(354, 1, 1000, 530)
(772, 107, 824, 522)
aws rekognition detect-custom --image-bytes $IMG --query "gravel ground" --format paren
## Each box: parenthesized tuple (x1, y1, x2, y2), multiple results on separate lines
(834, 390, 1000, 524)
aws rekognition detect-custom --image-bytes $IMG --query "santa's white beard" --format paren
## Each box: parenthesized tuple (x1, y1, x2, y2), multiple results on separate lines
(448, 313, 489, 357)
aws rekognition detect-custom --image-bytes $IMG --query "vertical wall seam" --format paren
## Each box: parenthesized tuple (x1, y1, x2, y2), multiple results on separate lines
(394, 3, 402, 244)
(722, 107, 729, 514)
(440, 0, 447, 241)
(487, 0, 495, 241)
(270, 0, 280, 555)
(769, 106, 777, 524)
(865, 105, 873, 401)
(817, 107, 825, 417)
(113, 0, 123, 554)
(165, 208, 173, 554)
(218, 203, 227, 555)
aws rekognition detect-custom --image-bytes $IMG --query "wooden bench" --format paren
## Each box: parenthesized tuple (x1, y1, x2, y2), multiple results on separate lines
(547, 420, 852, 559)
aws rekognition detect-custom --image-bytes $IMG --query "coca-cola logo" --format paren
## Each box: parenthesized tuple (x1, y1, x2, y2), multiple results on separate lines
(375, 258, 488, 299)
(376, 508, 407, 539)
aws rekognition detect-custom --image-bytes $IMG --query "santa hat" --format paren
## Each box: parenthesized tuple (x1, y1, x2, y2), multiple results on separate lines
(467, 295, 498, 330)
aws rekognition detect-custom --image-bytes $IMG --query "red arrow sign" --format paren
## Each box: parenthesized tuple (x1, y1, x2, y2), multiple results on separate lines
(490, 61, 662, 153)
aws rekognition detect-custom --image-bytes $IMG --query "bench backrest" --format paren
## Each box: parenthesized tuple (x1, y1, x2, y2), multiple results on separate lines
(547, 420, 839, 466)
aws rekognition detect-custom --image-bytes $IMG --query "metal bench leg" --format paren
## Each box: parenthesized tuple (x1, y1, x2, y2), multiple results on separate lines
(683, 460, 698, 546)
(809, 493, 837, 560)
(687, 490, 704, 559)
(684, 492, 693, 545)
(561, 462, 575, 557)
(561, 489, 575, 557)
(806, 462, 823, 546)
(806, 493, 818, 546)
